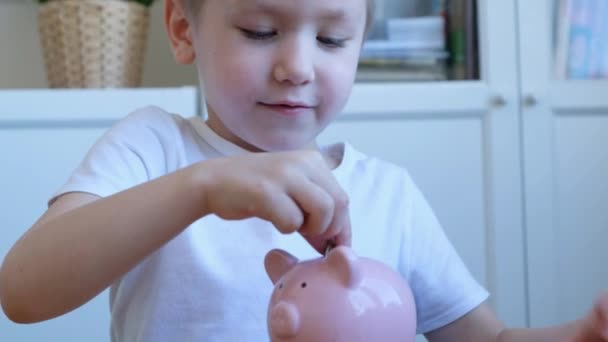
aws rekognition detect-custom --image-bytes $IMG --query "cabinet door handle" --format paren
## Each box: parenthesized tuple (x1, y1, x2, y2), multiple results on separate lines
(491, 95, 507, 108)
(523, 94, 537, 107)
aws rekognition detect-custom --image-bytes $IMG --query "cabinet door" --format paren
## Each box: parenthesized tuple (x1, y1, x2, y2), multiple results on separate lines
(0, 88, 197, 341)
(518, 0, 608, 327)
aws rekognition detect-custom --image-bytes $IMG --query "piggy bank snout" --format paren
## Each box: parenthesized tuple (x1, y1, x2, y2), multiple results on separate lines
(269, 301, 300, 338)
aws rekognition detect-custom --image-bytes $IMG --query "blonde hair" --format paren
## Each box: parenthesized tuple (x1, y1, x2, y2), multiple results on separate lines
(182, 0, 376, 36)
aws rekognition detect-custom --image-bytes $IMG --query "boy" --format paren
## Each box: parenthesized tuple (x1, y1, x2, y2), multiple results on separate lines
(1, 0, 607, 341)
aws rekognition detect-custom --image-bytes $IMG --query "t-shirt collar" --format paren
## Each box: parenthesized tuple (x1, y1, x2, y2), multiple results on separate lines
(190, 117, 351, 179)
(192, 119, 251, 157)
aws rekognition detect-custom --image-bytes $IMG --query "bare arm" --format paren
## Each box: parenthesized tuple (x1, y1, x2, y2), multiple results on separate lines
(0, 150, 350, 324)
(0, 165, 206, 323)
(424, 302, 504, 342)
(426, 297, 608, 342)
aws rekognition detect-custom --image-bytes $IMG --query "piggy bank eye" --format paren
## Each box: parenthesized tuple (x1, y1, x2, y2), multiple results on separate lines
(278, 283, 283, 289)
(301, 282, 307, 288)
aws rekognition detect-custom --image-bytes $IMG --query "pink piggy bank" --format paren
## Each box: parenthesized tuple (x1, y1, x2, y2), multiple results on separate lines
(264, 246, 417, 342)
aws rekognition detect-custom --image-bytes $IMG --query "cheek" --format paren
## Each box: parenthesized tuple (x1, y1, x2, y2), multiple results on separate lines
(196, 29, 269, 101)
(319, 53, 359, 108)
(200, 48, 267, 107)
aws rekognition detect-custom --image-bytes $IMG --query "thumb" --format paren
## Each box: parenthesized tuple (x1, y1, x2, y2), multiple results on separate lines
(578, 292, 608, 341)
(591, 292, 608, 338)
(302, 235, 333, 255)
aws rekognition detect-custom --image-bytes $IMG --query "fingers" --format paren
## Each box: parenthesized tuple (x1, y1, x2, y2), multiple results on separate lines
(593, 292, 608, 338)
(303, 235, 331, 255)
(302, 213, 352, 255)
(252, 181, 304, 234)
(286, 156, 350, 251)
(290, 181, 334, 238)
(219, 150, 351, 251)
(579, 292, 608, 342)
(302, 154, 351, 247)
(332, 211, 352, 247)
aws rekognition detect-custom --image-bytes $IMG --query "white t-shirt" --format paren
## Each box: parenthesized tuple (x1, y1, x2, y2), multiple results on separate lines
(52, 106, 488, 341)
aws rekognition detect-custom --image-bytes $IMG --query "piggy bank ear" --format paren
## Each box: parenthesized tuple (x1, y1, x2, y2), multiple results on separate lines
(326, 246, 362, 288)
(264, 249, 299, 285)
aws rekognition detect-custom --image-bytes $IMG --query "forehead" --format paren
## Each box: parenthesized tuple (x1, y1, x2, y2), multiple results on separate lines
(224, 0, 367, 21)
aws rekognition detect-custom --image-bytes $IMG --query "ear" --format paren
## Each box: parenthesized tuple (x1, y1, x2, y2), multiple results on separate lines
(164, 0, 195, 64)
(325, 246, 361, 288)
(264, 249, 299, 285)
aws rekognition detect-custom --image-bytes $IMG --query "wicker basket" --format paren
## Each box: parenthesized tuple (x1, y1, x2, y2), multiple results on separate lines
(38, 0, 150, 88)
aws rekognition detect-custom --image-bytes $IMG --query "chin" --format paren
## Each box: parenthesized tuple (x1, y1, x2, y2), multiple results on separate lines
(254, 136, 314, 152)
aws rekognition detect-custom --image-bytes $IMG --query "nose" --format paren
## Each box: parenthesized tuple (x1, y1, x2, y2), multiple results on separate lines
(273, 37, 315, 85)
(269, 301, 301, 338)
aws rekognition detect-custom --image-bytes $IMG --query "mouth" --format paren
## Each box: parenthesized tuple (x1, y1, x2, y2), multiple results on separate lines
(258, 101, 316, 116)
(260, 101, 314, 108)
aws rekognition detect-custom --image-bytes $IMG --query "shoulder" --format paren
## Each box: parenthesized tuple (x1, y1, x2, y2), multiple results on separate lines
(344, 142, 417, 192)
(82, 106, 199, 178)
(103, 105, 197, 152)
(111, 105, 189, 136)
(341, 143, 427, 226)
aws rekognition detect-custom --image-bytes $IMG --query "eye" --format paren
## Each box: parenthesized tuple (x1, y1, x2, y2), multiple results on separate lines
(301, 282, 307, 288)
(240, 28, 276, 40)
(279, 283, 283, 289)
(317, 36, 347, 48)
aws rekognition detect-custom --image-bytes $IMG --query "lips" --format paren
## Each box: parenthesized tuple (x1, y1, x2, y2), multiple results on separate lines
(259, 101, 316, 116)
(261, 101, 313, 108)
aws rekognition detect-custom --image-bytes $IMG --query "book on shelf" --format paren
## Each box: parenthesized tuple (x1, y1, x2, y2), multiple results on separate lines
(445, 0, 478, 80)
(431, 0, 447, 15)
(358, 11, 449, 82)
(555, 0, 608, 79)
(357, 51, 448, 82)
(357, 56, 448, 82)
(356, 67, 447, 82)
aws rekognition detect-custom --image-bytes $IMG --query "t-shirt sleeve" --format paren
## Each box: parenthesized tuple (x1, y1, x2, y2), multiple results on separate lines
(400, 174, 489, 334)
(49, 106, 177, 205)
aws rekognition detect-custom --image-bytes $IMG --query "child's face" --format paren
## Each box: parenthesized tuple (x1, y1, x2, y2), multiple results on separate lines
(167, 0, 367, 152)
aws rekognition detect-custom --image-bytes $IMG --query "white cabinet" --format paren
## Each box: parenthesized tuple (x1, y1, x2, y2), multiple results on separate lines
(517, 0, 608, 327)
(0, 87, 198, 342)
